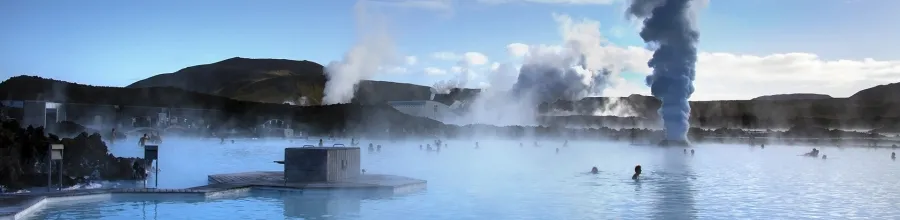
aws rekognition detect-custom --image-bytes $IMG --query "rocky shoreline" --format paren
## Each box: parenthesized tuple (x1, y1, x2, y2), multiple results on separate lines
(0, 120, 145, 192)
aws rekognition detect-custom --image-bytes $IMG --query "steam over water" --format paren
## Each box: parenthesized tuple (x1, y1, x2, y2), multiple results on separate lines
(22, 138, 900, 219)
(627, 0, 701, 142)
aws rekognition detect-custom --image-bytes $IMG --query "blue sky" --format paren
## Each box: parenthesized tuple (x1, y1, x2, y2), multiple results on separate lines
(1, 0, 898, 99)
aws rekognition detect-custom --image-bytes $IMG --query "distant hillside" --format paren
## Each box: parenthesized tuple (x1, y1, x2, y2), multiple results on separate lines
(752, 93, 832, 101)
(850, 82, 900, 105)
(128, 57, 327, 104)
(127, 57, 477, 105)
(0, 75, 445, 135)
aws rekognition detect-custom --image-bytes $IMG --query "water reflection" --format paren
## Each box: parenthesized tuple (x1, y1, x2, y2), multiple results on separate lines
(650, 149, 697, 220)
(252, 188, 393, 219)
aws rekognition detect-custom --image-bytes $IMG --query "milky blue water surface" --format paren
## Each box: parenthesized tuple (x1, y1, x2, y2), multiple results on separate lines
(22, 138, 900, 219)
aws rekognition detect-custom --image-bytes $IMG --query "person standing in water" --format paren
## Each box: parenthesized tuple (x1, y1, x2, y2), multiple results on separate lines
(892, 152, 896, 160)
(319, 139, 324, 147)
(475, 142, 479, 149)
(110, 128, 116, 145)
(632, 165, 642, 180)
(555, 148, 559, 154)
(139, 133, 148, 147)
(690, 149, 695, 155)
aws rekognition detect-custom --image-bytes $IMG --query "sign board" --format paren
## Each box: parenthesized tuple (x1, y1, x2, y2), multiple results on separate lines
(50, 151, 63, 160)
(144, 145, 159, 162)
(51, 144, 64, 160)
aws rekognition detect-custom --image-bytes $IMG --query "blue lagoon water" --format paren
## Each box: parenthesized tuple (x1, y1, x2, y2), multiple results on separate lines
(22, 138, 900, 219)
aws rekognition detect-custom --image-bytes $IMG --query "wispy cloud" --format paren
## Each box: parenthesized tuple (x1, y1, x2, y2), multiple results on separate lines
(369, 0, 453, 11)
(477, 0, 618, 5)
(432, 52, 461, 61)
(370, 0, 617, 12)
(423, 67, 448, 75)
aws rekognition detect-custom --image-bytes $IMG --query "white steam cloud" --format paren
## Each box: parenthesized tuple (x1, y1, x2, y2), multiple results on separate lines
(323, 0, 397, 105)
(454, 13, 630, 126)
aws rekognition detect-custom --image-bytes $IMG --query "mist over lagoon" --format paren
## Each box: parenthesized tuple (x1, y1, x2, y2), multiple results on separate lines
(16, 136, 900, 219)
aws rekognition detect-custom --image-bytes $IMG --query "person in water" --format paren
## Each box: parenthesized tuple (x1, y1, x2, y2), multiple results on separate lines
(319, 139, 324, 147)
(590, 167, 599, 174)
(761, 144, 765, 149)
(110, 128, 116, 144)
(139, 133, 148, 147)
(806, 148, 819, 157)
(555, 148, 560, 154)
(632, 165, 642, 180)
(822, 155, 827, 159)
(419, 144, 423, 150)
(891, 152, 896, 160)
(563, 140, 568, 147)
(475, 142, 479, 149)
(369, 143, 375, 152)
(684, 149, 687, 154)
(426, 144, 432, 151)
(376, 145, 382, 152)
(690, 149, 695, 155)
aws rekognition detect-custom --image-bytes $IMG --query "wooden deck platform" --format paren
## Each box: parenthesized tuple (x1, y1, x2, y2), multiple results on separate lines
(1, 172, 426, 220)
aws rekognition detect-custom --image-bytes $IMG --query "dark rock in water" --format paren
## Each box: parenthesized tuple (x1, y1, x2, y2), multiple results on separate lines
(657, 139, 691, 147)
(50, 121, 127, 140)
(0, 119, 145, 191)
(51, 121, 95, 137)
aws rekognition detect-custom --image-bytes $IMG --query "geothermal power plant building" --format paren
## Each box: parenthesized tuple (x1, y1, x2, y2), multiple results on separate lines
(387, 100, 460, 122)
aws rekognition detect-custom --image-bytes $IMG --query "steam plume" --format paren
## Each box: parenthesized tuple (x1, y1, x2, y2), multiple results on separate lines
(512, 54, 613, 103)
(509, 14, 618, 104)
(458, 14, 625, 126)
(626, 0, 700, 142)
(323, 0, 396, 105)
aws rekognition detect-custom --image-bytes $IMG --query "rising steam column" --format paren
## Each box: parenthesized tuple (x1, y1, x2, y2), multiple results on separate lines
(627, 0, 702, 147)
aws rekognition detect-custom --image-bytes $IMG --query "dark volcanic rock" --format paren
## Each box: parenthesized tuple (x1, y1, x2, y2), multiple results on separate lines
(0, 119, 145, 191)
(752, 93, 832, 101)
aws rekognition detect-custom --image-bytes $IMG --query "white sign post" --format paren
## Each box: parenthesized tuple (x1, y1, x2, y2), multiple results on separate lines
(49, 144, 64, 191)
(144, 145, 159, 188)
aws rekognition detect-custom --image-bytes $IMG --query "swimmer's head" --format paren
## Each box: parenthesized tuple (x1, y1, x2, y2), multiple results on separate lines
(591, 167, 599, 173)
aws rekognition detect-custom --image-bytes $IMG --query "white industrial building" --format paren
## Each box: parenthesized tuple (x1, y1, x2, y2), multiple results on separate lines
(387, 100, 461, 122)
